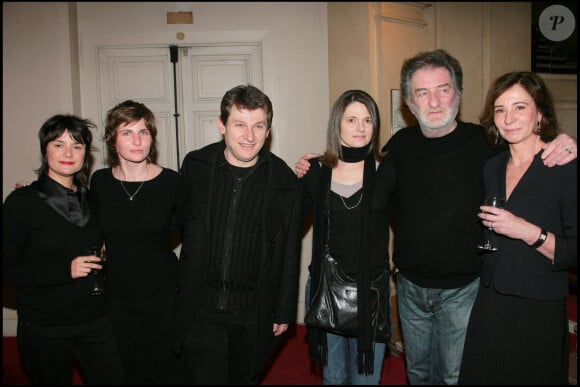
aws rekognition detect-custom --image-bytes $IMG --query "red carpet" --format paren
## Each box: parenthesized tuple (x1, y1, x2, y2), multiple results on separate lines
(260, 324, 409, 385)
(3, 324, 409, 385)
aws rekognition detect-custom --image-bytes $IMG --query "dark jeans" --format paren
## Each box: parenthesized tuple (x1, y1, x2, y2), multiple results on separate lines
(182, 307, 259, 385)
(397, 272, 479, 384)
(17, 315, 123, 385)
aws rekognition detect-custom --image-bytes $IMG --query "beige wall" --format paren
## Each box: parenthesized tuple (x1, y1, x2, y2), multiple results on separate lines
(3, 2, 77, 196)
(327, 2, 371, 108)
(328, 2, 577, 145)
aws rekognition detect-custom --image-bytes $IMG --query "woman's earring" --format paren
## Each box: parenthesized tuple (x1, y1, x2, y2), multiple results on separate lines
(536, 121, 541, 134)
(494, 127, 500, 145)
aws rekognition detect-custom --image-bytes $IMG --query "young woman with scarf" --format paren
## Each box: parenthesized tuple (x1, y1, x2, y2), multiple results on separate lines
(298, 89, 395, 384)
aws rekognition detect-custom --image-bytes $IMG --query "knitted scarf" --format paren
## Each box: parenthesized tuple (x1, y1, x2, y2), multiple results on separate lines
(355, 151, 377, 375)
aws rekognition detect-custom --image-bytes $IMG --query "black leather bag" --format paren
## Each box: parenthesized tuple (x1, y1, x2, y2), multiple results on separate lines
(304, 250, 390, 343)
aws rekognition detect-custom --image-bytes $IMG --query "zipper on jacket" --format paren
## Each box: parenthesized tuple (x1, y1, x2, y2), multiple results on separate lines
(217, 176, 243, 310)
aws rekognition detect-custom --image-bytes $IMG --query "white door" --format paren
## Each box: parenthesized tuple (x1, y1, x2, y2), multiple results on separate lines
(97, 44, 262, 171)
(178, 44, 262, 165)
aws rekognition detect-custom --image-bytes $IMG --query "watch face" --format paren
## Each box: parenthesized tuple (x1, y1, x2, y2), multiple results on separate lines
(532, 2, 577, 74)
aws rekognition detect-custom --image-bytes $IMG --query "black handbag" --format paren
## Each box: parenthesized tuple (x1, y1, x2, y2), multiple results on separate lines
(304, 206, 390, 343)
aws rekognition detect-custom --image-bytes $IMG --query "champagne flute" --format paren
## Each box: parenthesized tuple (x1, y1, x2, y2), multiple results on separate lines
(477, 194, 505, 251)
(87, 245, 106, 296)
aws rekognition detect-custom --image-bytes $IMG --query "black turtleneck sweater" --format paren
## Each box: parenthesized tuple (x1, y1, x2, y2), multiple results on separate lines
(382, 121, 495, 288)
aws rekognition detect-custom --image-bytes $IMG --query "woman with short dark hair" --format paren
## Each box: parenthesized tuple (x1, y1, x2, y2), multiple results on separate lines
(3, 114, 123, 385)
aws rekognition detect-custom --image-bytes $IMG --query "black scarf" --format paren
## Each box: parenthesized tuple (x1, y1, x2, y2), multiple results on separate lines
(355, 153, 377, 374)
(341, 143, 376, 373)
(340, 143, 370, 163)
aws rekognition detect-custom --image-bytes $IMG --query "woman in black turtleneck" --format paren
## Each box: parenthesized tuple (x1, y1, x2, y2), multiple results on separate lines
(299, 90, 395, 384)
(3, 115, 123, 385)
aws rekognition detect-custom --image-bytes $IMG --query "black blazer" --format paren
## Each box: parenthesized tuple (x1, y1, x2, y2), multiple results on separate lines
(480, 150, 577, 300)
(173, 141, 303, 376)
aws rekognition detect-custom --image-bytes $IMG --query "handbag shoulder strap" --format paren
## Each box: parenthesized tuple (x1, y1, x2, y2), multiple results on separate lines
(324, 190, 332, 254)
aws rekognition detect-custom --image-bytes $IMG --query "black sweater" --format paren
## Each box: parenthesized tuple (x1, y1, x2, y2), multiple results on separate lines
(3, 176, 106, 325)
(383, 121, 495, 288)
(90, 168, 186, 300)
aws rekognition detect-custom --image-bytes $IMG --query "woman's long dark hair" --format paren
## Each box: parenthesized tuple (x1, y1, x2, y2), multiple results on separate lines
(320, 89, 382, 167)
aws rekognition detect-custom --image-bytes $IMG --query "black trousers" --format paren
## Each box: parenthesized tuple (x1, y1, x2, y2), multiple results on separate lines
(17, 315, 123, 385)
(182, 307, 259, 385)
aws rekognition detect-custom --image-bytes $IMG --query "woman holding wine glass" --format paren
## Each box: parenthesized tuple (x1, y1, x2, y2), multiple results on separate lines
(3, 115, 123, 384)
(477, 194, 506, 251)
(459, 72, 577, 385)
(90, 100, 187, 384)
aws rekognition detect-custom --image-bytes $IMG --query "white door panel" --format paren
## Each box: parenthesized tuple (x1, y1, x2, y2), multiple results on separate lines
(179, 44, 262, 159)
(98, 47, 177, 169)
(97, 44, 262, 171)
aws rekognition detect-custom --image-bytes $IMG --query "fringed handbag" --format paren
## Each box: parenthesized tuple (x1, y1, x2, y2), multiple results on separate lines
(304, 210, 390, 343)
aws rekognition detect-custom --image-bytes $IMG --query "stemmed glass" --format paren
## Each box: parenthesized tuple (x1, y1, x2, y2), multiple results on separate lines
(87, 245, 106, 296)
(477, 194, 506, 251)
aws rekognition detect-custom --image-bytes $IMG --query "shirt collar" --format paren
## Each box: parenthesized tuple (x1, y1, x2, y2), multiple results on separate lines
(34, 174, 91, 227)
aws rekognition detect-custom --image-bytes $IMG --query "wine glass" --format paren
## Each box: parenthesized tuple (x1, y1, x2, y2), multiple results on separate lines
(87, 245, 106, 296)
(477, 194, 506, 251)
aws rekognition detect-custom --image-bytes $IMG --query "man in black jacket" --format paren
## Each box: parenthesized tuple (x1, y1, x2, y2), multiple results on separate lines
(174, 84, 303, 384)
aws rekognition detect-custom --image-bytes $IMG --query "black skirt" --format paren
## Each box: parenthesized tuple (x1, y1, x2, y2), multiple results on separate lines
(459, 282, 569, 385)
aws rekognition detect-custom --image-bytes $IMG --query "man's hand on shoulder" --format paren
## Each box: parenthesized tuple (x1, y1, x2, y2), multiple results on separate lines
(542, 133, 577, 167)
(294, 153, 318, 178)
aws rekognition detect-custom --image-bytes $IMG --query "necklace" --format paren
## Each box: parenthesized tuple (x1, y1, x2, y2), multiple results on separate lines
(339, 191, 363, 210)
(116, 164, 149, 201)
(119, 180, 145, 201)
